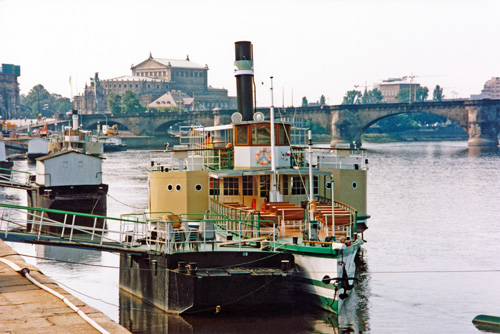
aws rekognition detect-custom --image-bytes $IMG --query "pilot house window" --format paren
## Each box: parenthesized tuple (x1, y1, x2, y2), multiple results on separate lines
(252, 126, 271, 145)
(236, 125, 249, 145)
(278, 125, 290, 145)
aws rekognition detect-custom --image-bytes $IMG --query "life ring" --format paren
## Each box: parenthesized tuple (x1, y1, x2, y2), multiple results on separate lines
(255, 148, 271, 165)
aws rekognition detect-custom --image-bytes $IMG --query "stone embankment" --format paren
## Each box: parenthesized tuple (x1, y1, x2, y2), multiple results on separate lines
(0, 240, 130, 334)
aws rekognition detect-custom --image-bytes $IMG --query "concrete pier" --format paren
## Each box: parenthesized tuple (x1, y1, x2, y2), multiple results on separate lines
(0, 240, 130, 334)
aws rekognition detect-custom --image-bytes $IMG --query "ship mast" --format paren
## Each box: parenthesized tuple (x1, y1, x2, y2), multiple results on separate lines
(269, 76, 279, 202)
(308, 129, 314, 222)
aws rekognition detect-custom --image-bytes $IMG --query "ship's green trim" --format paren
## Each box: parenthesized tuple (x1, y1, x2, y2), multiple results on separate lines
(277, 241, 361, 258)
(0, 203, 141, 224)
(472, 315, 500, 327)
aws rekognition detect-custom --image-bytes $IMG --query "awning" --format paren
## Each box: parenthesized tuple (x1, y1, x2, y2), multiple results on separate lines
(194, 124, 233, 132)
(276, 168, 331, 176)
(209, 167, 331, 178)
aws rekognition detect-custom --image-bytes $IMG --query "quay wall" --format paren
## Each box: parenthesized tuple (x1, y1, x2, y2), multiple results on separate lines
(0, 240, 131, 333)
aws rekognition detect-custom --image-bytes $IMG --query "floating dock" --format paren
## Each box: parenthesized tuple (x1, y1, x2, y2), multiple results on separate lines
(0, 240, 130, 333)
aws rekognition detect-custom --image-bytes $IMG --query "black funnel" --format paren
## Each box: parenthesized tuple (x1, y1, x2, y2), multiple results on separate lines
(234, 41, 254, 121)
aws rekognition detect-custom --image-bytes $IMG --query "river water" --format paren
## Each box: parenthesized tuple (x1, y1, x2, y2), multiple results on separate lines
(2, 141, 500, 333)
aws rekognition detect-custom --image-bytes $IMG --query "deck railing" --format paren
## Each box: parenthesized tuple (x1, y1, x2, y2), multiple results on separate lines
(314, 196, 358, 238)
(150, 147, 233, 172)
(0, 203, 277, 254)
(291, 147, 368, 170)
(0, 168, 32, 188)
(209, 198, 278, 240)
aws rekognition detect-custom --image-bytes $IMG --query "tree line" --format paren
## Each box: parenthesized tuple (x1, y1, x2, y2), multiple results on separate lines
(19, 84, 72, 118)
(341, 85, 445, 105)
(18, 85, 149, 118)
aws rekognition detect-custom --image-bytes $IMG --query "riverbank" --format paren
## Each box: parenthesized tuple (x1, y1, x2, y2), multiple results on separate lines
(0, 240, 130, 334)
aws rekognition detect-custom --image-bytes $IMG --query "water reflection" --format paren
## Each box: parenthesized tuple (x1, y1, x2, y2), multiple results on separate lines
(467, 145, 500, 157)
(36, 244, 101, 267)
(119, 288, 368, 334)
(118, 252, 372, 334)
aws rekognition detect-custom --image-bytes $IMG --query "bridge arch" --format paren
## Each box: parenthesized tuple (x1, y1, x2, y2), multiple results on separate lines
(330, 100, 499, 147)
(152, 119, 203, 136)
(83, 120, 130, 133)
(355, 109, 468, 144)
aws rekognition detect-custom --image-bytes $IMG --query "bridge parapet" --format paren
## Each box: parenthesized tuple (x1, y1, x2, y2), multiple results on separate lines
(79, 99, 500, 147)
(330, 99, 500, 147)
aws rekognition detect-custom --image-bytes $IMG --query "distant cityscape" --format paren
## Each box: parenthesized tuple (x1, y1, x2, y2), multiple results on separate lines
(0, 57, 499, 119)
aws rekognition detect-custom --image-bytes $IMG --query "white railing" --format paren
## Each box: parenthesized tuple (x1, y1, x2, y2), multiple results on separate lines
(0, 168, 32, 188)
(0, 204, 278, 254)
(291, 147, 368, 170)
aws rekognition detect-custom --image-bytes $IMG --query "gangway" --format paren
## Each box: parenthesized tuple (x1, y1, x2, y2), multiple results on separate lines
(0, 138, 28, 153)
(0, 167, 34, 190)
(0, 203, 278, 255)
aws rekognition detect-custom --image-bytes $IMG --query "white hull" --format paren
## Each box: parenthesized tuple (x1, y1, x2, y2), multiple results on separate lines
(292, 244, 359, 313)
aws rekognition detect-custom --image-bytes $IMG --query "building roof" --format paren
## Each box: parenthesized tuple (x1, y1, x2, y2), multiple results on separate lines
(147, 91, 194, 108)
(131, 54, 207, 71)
(154, 58, 206, 69)
(36, 149, 104, 161)
(106, 75, 164, 82)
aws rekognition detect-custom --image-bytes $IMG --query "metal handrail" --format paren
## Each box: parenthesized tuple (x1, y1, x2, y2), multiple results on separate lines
(0, 203, 278, 254)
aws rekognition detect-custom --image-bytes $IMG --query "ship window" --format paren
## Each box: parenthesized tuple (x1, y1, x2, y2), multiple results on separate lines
(278, 125, 290, 146)
(236, 125, 249, 145)
(195, 184, 202, 191)
(176, 184, 182, 191)
(223, 177, 239, 196)
(291, 177, 306, 195)
(259, 175, 270, 198)
(352, 182, 357, 189)
(242, 176, 253, 195)
(209, 178, 219, 196)
(314, 176, 319, 195)
(282, 175, 289, 195)
(252, 125, 271, 145)
(167, 184, 173, 191)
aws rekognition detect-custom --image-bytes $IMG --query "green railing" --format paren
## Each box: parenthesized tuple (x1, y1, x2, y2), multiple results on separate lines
(209, 198, 278, 240)
(0, 167, 32, 187)
(315, 196, 358, 238)
(0, 203, 278, 254)
(0, 203, 147, 247)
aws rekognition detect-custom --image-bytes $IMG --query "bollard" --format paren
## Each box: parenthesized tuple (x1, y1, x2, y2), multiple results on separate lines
(188, 262, 197, 276)
(177, 261, 187, 274)
(281, 260, 290, 273)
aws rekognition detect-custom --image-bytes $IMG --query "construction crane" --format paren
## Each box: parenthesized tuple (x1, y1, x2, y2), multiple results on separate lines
(400, 74, 444, 102)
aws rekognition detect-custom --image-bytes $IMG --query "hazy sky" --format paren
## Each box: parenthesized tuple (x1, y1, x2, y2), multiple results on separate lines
(1, 0, 499, 107)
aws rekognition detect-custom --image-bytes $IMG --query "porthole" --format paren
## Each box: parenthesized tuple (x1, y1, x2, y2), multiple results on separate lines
(194, 184, 202, 192)
(352, 182, 358, 190)
(167, 184, 173, 191)
(176, 184, 182, 192)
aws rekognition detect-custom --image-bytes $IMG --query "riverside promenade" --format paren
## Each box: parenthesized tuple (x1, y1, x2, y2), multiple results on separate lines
(0, 240, 131, 333)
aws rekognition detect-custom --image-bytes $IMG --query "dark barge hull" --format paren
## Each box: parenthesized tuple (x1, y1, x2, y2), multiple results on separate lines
(26, 184, 108, 233)
(26, 153, 47, 164)
(103, 143, 127, 152)
(0, 161, 13, 173)
(119, 251, 295, 315)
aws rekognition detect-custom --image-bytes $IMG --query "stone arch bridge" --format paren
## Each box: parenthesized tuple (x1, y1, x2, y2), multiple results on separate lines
(80, 99, 500, 147)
